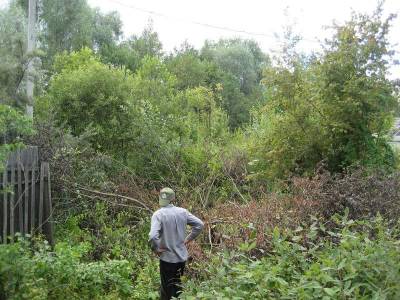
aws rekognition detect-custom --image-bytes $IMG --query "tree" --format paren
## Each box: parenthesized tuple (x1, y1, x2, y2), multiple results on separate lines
(40, 0, 92, 64)
(202, 39, 268, 95)
(92, 9, 123, 51)
(131, 56, 177, 115)
(201, 38, 269, 129)
(38, 0, 123, 69)
(100, 23, 163, 73)
(251, 7, 398, 180)
(316, 7, 398, 170)
(39, 49, 136, 157)
(165, 42, 212, 90)
(0, 3, 28, 107)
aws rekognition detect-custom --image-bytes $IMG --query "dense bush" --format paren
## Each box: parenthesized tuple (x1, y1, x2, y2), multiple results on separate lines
(181, 215, 400, 299)
(2, 2, 400, 299)
(38, 48, 137, 157)
(0, 239, 134, 299)
(249, 9, 398, 180)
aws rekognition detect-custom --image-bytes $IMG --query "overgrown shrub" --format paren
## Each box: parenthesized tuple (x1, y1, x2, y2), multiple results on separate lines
(248, 8, 398, 181)
(181, 215, 400, 299)
(0, 238, 134, 299)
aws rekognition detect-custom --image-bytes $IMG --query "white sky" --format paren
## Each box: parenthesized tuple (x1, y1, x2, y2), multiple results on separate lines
(0, 0, 399, 77)
(87, 0, 400, 78)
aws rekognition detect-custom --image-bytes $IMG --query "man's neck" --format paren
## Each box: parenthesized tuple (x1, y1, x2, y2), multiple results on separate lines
(161, 204, 174, 208)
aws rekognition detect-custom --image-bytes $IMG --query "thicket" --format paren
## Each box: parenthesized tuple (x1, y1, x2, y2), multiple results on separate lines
(0, 0, 400, 299)
(181, 214, 400, 299)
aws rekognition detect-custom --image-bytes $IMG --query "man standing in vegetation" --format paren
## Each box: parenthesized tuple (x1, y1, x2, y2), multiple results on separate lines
(149, 187, 204, 300)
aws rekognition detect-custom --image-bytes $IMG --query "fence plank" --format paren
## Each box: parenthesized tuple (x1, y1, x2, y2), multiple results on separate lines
(2, 168, 7, 244)
(24, 164, 29, 234)
(6, 146, 38, 169)
(38, 163, 44, 233)
(1, 147, 53, 244)
(10, 165, 15, 243)
(31, 163, 35, 233)
(17, 153, 23, 234)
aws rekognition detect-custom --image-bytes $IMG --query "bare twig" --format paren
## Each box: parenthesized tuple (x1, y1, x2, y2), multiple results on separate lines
(63, 180, 153, 214)
(70, 189, 148, 211)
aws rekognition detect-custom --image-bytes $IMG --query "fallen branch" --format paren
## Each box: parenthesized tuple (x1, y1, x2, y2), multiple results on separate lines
(70, 190, 149, 211)
(62, 179, 153, 214)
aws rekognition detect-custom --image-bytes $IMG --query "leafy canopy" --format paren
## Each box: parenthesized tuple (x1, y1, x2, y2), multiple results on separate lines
(250, 7, 399, 180)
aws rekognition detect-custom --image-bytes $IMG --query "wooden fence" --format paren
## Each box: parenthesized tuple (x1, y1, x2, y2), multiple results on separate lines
(0, 146, 54, 245)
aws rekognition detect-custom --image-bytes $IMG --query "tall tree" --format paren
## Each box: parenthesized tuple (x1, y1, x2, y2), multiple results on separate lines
(165, 41, 216, 91)
(202, 39, 268, 95)
(100, 23, 163, 73)
(38, 0, 123, 69)
(201, 38, 269, 129)
(0, 3, 28, 107)
(251, 6, 399, 180)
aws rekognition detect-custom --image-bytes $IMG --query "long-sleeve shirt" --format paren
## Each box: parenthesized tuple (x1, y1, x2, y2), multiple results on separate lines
(148, 204, 204, 263)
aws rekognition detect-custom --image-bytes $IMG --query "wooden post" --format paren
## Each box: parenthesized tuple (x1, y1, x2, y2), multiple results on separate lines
(43, 163, 54, 246)
(2, 168, 7, 244)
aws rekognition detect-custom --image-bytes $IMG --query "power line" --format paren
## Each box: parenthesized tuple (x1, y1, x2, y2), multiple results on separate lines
(103, 0, 320, 43)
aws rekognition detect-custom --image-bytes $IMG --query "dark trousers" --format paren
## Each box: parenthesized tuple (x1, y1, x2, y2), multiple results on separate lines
(160, 259, 186, 300)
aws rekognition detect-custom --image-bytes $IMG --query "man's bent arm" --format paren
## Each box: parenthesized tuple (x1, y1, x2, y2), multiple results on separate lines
(185, 212, 204, 242)
(148, 213, 162, 251)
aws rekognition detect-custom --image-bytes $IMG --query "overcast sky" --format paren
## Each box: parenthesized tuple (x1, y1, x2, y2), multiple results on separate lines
(86, 0, 400, 78)
(1, 0, 399, 77)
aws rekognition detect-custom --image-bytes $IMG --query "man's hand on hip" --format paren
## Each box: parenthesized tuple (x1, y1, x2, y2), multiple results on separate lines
(155, 248, 167, 257)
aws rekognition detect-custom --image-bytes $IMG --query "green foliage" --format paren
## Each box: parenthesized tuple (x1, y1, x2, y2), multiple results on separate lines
(39, 0, 122, 69)
(165, 42, 217, 91)
(40, 0, 93, 64)
(316, 8, 397, 170)
(0, 2, 28, 106)
(2, 4, 400, 299)
(0, 104, 34, 169)
(40, 49, 136, 157)
(181, 215, 400, 299)
(131, 56, 177, 113)
(201, 38, 269, 129)
(100, 23, 162, 73)
(55, 204, 159, 300)
(39, 49, 230, 187)
(131, 258, 160, 300)
(250, 8, 398, 180)
(0, 238, 134, 299)
(201, 38, 268, 95)
(127, 23, 163, 60)
(59, 203, 147, 262)
(92, 9, 123, 50)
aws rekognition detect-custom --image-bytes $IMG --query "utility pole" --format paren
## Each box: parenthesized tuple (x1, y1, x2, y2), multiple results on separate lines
(26, 0, 37, 118)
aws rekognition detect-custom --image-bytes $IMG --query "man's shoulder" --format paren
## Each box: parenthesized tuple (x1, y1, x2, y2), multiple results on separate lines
(152, 208, 163, 217)
(172, 206, 188, 213)
(152, 206, 188, 217)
